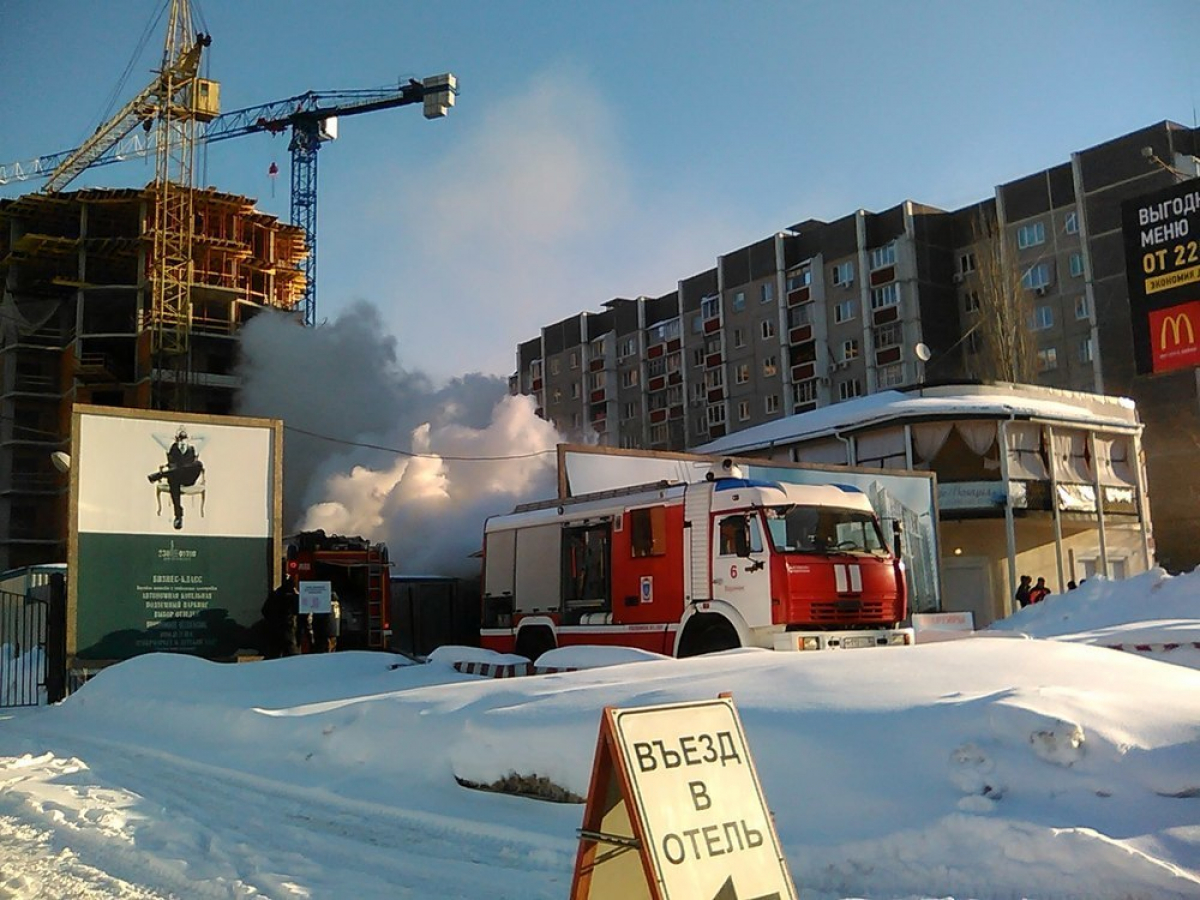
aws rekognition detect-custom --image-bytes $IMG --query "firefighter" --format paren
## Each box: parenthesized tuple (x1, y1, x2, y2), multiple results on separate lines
(262, 576, 299, 658)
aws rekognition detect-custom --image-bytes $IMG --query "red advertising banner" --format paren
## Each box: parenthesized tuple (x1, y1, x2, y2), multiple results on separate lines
(1149, 299, 1200, 373)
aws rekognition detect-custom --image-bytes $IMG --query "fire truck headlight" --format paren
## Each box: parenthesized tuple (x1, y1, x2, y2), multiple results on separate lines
(800, 636, 821, 651)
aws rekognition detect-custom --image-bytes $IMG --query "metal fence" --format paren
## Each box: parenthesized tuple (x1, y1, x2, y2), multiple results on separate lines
(0, 574, 66, 708)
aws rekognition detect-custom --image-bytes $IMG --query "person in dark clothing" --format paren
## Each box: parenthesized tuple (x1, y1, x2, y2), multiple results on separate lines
(261, 577, 300, 658)
(1029, 577, 1051, 605)
(1015, 574, 1033, 609)
(148, 426, 204, 530)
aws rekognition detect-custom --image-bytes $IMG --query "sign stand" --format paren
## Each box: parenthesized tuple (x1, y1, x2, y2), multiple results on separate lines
(570, 694, 796, 900)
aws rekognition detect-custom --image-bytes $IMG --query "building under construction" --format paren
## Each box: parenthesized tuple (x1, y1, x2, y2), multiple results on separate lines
(0, 184, 306, 569)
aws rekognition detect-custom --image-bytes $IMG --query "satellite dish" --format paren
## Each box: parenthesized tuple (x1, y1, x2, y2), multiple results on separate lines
(914, 342, 932, 362)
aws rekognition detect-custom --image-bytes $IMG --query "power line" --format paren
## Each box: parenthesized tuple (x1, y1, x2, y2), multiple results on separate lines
(283, 424, 558, 462)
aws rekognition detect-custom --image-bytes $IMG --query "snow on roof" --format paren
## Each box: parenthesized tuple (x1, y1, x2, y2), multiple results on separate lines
(694, 384, 1140, 456)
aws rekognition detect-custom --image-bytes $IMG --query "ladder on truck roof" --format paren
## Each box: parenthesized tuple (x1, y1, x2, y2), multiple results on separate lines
(366, 546, 389, 649)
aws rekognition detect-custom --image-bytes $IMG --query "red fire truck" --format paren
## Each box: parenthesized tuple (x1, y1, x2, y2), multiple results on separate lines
(284, 530, 391, 650)
(480, 461, 912, 659)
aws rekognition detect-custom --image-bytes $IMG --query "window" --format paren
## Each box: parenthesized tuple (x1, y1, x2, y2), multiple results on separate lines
(572, 412, 581, 428)
(665, 352, 681, 373)
(692, 314, 704, 334)
(869, 242, 896, 269)
(530, 359, 543, 380)
(705, 336, 721, 356)
(788, 303, 813, 327)
(590, 372, 605, 390)
(647, 357, 666, 378)
(667, 384, 683, 405)
(832, 260, 854, 286)
(701, 295, 720, 319)
(838, 379, 863, 400)
(1017, 221, 1046, 249)
(763, 355, 778, 377)
(622, 401, 637, 420)
(648, 319, 680, 344)
(1037, 347, 1058, 371)
(570, 381, 580, 398)
(1069, 253, 1084, 278)
(569, 351, 579, 369)
(621, 368, 639, 388)
(738, 400, 751, 421)
(550, 358, 560, 376)
(794, 380, 818, 404)
(761, 319, 776, 340)
(733, 327, 746, 348)
(879, 363, 905, 387)
(786, 267, 812, 292)
(694, 417, 708, 436)
(589, 337, 606, 361)
(1077, 337, 1094, 364)
(958, 252, 976, 274)
(691, 382, 705, 401)
(1075, 295, 1091, 320)
(871, 283, 899, 310)
(1065, 211, 1079, 234)
(649, 423, 668, 444)
(732, 291, 746, 312)
(842, 339, 859, 361)
(873, 321, 902, 348)
(1029, 305, 1054, 331)
(1022, 263, 1052, 290)
(630, 506, 667, 557)
(760, 282, 775, 303)
(707, 404, 726, 426)
(735, 363, 750, 385)
(704, 368, 724, 389)
(619, 337, 637, 358)
(692, 348, 705, 367)
(964, 291, 981, 312)
(834, 299, 856, 323)
(552, 387, 563, 403)
(765, 394, 781, 415)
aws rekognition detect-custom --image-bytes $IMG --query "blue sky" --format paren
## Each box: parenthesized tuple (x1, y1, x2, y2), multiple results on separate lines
(1, 0, 1198, 380)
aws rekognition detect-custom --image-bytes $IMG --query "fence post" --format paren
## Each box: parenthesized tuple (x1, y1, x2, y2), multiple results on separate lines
(45, 573, 67, 704)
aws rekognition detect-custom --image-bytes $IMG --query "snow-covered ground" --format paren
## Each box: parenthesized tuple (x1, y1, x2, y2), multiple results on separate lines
(1, 569, 1198, 900)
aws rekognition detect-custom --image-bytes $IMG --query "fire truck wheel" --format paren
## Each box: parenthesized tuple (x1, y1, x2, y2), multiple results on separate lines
(514, 626, 556, 663)
(678, 615, 740, 657)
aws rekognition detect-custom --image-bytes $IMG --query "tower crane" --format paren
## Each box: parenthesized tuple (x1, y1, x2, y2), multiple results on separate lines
(0, 74, 456, 328)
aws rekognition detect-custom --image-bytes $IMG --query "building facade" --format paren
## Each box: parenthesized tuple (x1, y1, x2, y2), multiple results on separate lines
(510, 121, 1200, 572)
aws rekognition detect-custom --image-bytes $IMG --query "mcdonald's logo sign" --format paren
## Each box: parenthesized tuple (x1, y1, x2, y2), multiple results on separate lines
(1149, 300, 1200, 373)
(1160, 311, 1195, 349)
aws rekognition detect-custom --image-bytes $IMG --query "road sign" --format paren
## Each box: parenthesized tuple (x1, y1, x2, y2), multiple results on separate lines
(571, 695, 796, 900)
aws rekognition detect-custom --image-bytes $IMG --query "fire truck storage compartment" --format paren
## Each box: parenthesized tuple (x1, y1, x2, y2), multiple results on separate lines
(515, 523, 560, 615)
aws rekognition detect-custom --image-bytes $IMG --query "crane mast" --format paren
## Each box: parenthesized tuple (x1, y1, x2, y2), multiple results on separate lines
(151, 0, 217, 408)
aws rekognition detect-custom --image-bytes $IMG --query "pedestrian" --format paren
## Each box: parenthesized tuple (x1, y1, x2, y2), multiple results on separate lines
(1029, 576, 1051, 604)
(1015, 574, 1033, 609)
(261, 576, 299, 658)
(1067, 580, 1078, 590)
(327, 591, 341, 653)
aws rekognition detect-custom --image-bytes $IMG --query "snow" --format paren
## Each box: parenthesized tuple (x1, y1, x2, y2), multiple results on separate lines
(2, 571, 1199, 899)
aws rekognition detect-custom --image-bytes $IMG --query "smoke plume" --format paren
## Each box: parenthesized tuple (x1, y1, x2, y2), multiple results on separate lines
(234, 302, 562, 576)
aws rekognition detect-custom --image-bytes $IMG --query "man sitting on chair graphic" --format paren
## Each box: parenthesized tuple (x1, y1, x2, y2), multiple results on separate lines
(148, 426, 205, 530)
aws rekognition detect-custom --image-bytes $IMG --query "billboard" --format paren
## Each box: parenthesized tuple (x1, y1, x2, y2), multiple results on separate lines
(1121, 177, 1200, 374)
(68, 405, 283, 661)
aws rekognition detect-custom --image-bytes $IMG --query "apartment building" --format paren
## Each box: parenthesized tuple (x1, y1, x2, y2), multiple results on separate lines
(510, 120, 1200, 570)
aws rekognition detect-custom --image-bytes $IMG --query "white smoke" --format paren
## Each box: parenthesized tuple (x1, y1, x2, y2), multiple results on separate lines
(235, 302, 562, 576)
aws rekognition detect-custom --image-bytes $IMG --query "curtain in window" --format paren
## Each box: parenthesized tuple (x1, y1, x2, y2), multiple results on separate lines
(956, 421, 997, 457)
(912, 422, 953, 465)
(1094, 435, 1137, 487)
(1005, 422, 1048, 480)
(1052, 429, 1092, 484)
